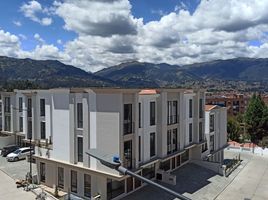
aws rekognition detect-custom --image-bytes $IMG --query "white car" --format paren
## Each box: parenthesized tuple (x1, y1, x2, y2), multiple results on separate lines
(6, 147, 34, 162)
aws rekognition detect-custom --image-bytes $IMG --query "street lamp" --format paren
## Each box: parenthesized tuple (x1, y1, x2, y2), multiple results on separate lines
(86, 149, 191, 200)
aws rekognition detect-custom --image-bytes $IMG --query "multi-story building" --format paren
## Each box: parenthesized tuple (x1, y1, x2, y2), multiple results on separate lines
(203, 105, 227, 163)
(206, 93, 249, 116)
(0, 88, 227, 200)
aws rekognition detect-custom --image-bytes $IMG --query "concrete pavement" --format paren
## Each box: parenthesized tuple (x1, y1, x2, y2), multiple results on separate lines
(0, 169, 35, 200)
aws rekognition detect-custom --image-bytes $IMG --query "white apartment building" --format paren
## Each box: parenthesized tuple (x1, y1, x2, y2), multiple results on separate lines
(0, 88, 227, 200)
(202, 105, 227, 163)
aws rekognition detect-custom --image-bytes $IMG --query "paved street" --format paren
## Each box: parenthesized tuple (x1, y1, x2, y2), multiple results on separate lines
(0, 153, 37, 180)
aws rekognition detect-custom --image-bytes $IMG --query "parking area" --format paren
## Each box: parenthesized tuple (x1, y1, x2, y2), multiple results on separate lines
(0, 153, 37, 180)
(123, 149, 254, 200)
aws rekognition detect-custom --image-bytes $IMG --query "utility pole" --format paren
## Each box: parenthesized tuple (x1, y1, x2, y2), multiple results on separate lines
(86, 149, 191, 200)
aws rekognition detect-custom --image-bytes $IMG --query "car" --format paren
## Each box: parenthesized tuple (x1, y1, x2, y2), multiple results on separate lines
(1, 145, 19, 157)
(6, 147, 34, 162)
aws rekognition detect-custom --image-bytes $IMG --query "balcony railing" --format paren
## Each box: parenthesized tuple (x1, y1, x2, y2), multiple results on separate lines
(123, 121, 134, 135)
(167, 115, 179, 125)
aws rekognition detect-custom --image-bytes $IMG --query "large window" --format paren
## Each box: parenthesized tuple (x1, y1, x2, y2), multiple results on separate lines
(173, 128, 178, 152)
(40, 99, 45, 116)
(209, 114, 215, 132)
(210, 135, 215, 153)
(167, 130, 172, 154)
(19, 97, 23, 112)
(150, 102, 156, 126)
(40, 122, 46, 139)
(4, 97, 10, 113)
(123, 104, 132, 135)
(189, 123, 193, 143)
(199, 122, 203, 142)
(77, 103, 83, 129)
(167, 101, 178, 125)
(84, 174, 91, 198)
(78, 137, 83, 162)
(4, 116, 11, 132)
(27, 98, 32, 117)
(150, 132, 156, 157)
(189, 99, 193, 118)
(142, 163, 155, 179)
(138, 103, 141, 128)
(124, 140, 132, 169)
(40, 162, 46, 182)
(58, 167, 64, 189)
(199, 99, 203, 118)
(27, 120, 32, 139)
(107, 179, 125, 200)
(71, 170, 77, 193)
(19, 117, 23, 132)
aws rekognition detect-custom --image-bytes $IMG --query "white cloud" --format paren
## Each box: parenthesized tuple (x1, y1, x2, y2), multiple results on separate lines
(34, 33, 45, 44)
(20, 0, 53, 26)
(13, 21, 22, 27)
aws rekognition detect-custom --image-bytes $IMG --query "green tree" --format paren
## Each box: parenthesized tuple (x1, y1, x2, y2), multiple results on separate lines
(244, 93, 268, 143)
(227, 117, 241, 142)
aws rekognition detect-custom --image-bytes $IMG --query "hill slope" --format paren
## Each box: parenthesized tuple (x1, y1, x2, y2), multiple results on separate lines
(0, 56, 116, 88)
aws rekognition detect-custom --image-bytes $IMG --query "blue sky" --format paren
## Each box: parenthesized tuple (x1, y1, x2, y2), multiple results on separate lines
(0, 0, 267, 72)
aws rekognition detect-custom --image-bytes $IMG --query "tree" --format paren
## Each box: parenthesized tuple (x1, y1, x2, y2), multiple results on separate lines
(227, 117, 241, 142)
(244, 93, 268, 143)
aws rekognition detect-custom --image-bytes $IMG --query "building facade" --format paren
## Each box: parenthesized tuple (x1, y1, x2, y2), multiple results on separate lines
(0, 88, 227, 200)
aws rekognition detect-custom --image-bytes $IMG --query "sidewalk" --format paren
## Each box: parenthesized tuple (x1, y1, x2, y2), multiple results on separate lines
(0, 169, 35, 200)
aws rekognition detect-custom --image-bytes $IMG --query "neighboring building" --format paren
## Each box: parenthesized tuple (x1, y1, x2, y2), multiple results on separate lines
(203, 105, 227, 163)
(0, 88, 227, 200)
(206, 93, 249, 116)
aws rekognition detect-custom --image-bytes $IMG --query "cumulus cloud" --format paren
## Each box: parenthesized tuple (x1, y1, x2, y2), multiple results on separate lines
(2, 0, 268, 72)
(20, 0, 53, 26)
(13, 21, 22, 27)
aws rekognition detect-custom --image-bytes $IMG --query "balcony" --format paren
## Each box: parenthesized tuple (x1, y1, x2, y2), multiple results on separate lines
(167, 115, 179, 125)
(123, 121, 134, 135)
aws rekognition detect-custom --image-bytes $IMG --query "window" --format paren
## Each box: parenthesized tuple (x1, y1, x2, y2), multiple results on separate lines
(19, 97, 23, 112)
(199, 122, 203, 142)
(173, 128, 178, 152)
(138, 103, 141, 128)
(150, 132, 156, 157)
(4, 116, 11, 132)
(27, 98, 32, 117)
(189, 123, 193, 143)
(40, 99, 45, 116)
(77, 103, 83, 129)
(124, 140, 132, 169)
(58, 167, 64, 189)
(160, 160, 170, 171)
(142, 163, 155, 179)
(84, 174, 91, 198)
(150, 102, 156, 126)
(40, 122, 46, 139)
(40, 162, 46, 182)
(167, 130, 172, 154)
(210, 135, 215, 153)
(71, 170, 77, 193)
(199, 99, 203, 118)
(189, 99, 193, 118)
(107, 179, 125, 200)
(138, 136, 141, 162)
(78, 137, 83, 162)
(4, 97, 10, 113)
(19, 117, 23, 132)
(27, 120, 32, 139)
(209, 114, 215, 132)
(167, 101, 178, 125)
(176, 155, 181, 167)
(123, 104, 132, 135)
(181, 150, 189, 163)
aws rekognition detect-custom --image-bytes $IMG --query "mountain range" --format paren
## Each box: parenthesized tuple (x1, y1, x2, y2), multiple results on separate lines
(0, 56, 268, 90)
